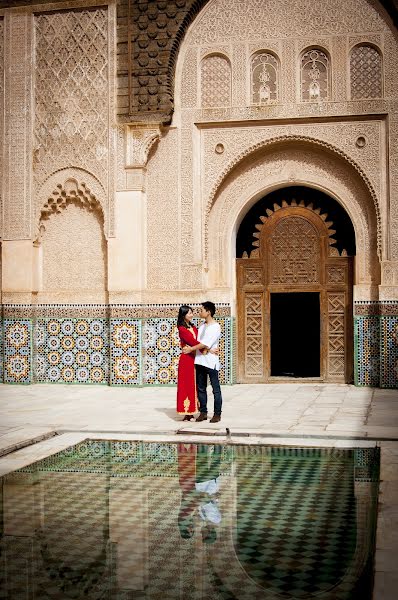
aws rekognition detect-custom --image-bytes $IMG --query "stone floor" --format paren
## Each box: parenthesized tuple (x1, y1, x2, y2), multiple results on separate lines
(0, 382, 397, 599)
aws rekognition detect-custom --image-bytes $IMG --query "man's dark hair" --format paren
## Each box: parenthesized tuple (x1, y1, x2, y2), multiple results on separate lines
(201, 301, 216, 317)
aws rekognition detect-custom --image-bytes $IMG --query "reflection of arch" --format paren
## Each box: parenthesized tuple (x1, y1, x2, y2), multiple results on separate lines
(206, 137, 380, 289)
(36, 167, 107, 240)
(206, 447, 377, 600)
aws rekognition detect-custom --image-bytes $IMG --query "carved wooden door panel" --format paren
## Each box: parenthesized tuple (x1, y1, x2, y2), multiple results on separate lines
(236, 202, 353, 383)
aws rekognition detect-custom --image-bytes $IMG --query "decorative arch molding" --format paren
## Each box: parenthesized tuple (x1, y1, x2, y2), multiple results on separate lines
(206, 142, 380, 289)
(205, 135, 381, 255)
(125, 0, 398, 123)
(36, 168, 107, 241)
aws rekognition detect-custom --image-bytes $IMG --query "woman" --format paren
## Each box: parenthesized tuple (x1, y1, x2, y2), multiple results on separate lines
(176, 305, 217, 420)
(176, 305, 201, 420)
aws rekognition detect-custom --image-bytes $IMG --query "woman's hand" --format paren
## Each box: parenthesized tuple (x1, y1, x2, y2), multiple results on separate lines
(182, 345, 192, 354)
(209, 348, 219, 355)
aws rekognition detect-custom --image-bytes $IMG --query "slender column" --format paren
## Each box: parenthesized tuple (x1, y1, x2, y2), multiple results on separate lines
(2, 10, 34, 301)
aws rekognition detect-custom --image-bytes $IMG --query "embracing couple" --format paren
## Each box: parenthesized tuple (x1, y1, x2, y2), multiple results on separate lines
(176, 301, 222, 423)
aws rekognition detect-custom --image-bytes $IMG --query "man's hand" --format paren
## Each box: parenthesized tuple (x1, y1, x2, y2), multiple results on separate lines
(182, 345, 192, 354)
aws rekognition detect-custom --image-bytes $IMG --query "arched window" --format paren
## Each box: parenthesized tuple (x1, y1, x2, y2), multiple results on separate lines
(350, 44, 383, 99)
(200, 54, 231, 108)
(300, 48, 330, 102)
(251, 52, 279, 104)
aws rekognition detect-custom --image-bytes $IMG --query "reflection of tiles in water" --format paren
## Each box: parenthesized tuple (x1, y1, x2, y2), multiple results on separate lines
(0, 443, 379, 600)
(18, 440, 235, 478)
(233, 448, 378, 599)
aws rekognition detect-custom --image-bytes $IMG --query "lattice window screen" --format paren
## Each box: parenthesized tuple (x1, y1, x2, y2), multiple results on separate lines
(201, 54, 231, 108)
(301, 48, 330, 102)
(251, 52, 279, 104)
(350, 44, 383, 99)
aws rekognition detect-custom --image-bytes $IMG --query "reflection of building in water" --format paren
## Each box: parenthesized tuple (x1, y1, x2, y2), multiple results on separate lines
(0, 441, 379, 599)
(1, 0, 398, 389)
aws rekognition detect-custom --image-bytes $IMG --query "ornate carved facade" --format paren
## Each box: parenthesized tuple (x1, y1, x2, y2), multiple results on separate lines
(0, 0, 397, 387)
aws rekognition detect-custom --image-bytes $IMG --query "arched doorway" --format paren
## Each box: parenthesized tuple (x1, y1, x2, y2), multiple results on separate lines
(236, 188, 355, 383)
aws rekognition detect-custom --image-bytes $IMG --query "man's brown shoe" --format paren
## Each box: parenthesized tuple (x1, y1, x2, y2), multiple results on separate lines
(210, 415, 221, 423)
(196, 413, 208, 422)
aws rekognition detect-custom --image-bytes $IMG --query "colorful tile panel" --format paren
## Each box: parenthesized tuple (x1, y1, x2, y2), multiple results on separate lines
(3, 319, 32, 384)
(35, 318, 109, 384)
(354, 316, 380, 387)
(380, 316, 398, 389)
(141, 317, 231, 385)
(110, 319, 141, 385)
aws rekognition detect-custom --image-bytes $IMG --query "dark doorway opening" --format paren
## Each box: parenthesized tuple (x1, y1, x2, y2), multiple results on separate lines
(271, 292, 320, 377)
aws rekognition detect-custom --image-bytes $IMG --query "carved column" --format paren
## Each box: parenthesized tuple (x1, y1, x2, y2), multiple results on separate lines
(1, 10, 34, 302)
(108, 124, 161, 301)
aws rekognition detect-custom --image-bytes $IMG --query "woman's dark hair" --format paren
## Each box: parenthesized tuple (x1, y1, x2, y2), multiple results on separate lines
(177, 305, 193, 328)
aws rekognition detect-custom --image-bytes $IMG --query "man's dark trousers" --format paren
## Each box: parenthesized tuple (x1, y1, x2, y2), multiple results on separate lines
(195, 364, 222, 416)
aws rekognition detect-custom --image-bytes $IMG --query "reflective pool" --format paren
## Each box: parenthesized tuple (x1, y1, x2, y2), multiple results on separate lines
(0, 441, 380, 599)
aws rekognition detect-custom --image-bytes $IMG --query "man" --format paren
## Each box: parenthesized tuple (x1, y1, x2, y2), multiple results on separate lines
(194, 301, 223, 423)
(195, 444, 222, 543)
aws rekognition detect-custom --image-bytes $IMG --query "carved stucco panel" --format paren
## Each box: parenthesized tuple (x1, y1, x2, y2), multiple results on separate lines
(180, 46, 198, 109)
(188, 0, 387, 45)
(180, 114, 194, 264)
(34, 7, 116, 237)
(201, 122, 383, 201)
(3, 12, 33, 240)
(384, 30, 398, 99)
(146, 128, 179, 290)
(281, 38, 295, 104)
(389, 120, 398, 259)
(232, 44, 247, 107)
(206, 147, 378, 289)
(0, 18, 4, 237)
(116, 124, 126, 191)
(36, 168, 107, 240)
(332, 36, 348, 102)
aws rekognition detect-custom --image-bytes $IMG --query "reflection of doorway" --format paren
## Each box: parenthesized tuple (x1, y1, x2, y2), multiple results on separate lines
(271, 293, 320, 377)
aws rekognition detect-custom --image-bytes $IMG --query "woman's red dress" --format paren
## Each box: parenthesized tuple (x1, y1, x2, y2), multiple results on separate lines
(176, 325, 198, 415)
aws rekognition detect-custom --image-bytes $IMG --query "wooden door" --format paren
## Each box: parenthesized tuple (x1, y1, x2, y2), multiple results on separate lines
(236, 203, 353, 383)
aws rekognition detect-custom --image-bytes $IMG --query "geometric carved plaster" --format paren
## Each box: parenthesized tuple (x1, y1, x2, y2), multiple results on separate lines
(206, 135, 382, 258)
(36, 168, 107, 240)
(206, 142, 380, 290)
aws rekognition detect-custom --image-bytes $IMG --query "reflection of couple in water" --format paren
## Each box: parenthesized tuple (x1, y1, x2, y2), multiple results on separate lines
(177, 443, 222, 543)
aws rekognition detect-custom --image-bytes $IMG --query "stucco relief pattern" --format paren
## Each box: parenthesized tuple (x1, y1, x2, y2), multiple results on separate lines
(384, 31, 398, 99)
(200, 53, 231, 108)
(3, 12, 33, 240)
(180, 114, 195, 267)
(332, 36, 348, 102)
(202, 122, 382, 202)
(233, 44, 247, 107)
(0, 18, 4, 236)
(189, 0, 386, 45)
(34, 8, 115, 236)
(389, 120, 398, 259)
(180, 46, 198, 109)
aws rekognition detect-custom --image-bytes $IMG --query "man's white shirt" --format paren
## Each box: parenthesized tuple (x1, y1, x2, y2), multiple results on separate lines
(195, 321, 221, 371)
